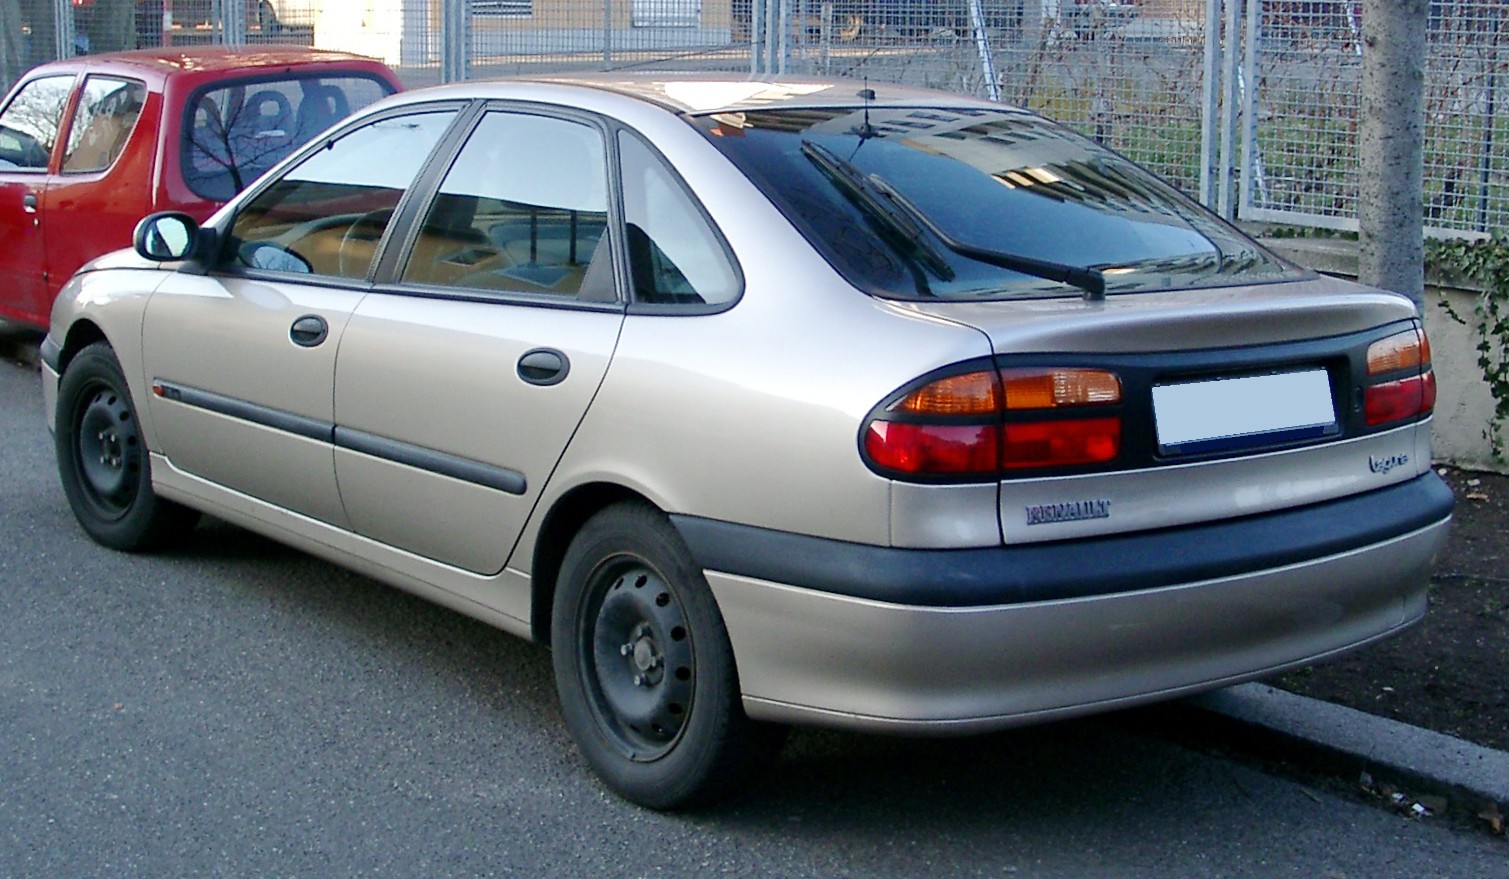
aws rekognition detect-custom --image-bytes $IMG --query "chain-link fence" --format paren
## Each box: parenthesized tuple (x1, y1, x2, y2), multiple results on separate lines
(1243, 0, 1508, 235)
(3, 0, 1507, 236)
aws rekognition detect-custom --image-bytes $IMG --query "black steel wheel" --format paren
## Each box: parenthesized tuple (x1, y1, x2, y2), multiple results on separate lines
(552, 501, 782, 810)
(55, 342, 198, 550)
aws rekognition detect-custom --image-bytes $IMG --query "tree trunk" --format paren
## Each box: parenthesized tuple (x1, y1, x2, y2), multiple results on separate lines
(1358, 0, 1428, 310)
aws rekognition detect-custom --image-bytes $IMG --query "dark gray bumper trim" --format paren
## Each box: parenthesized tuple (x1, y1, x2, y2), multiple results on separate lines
(671, 473, 1454, 608)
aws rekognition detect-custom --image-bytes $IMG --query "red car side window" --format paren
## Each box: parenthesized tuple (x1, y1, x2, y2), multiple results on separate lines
(0, 75, 75, 172)
(61, 77, 147, 174)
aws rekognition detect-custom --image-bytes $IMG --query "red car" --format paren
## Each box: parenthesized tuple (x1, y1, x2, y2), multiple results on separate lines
(0, 46, 401, 329)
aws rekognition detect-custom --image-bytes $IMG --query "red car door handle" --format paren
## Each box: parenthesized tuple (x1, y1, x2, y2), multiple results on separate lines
(22, 193, 38, 214)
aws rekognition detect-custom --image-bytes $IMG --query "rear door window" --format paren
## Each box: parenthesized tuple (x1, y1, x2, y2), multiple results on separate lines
(182, 74, 395, 201)
(399, 111, 613, 300)
(61, 76, 147, 174)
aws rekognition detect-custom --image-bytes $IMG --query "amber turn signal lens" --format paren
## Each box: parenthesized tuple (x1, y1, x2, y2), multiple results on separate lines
(1366, 329, 1428, 376)
(1000, 368, 1122, 410)
(892, 370, 1000, 415)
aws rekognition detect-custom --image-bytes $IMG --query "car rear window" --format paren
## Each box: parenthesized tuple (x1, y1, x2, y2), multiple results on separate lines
(181, 74, 396, 202)
(692, 106, 1300, 300)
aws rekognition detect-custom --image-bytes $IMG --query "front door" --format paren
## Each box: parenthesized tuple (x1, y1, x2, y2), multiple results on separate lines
(143, 107, 459, 524)
(0, 74, 73, 327)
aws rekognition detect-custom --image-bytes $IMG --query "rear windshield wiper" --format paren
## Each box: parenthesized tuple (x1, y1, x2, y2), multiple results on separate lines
(864, 174, 1107, 301)
(800, 140, 955, 283)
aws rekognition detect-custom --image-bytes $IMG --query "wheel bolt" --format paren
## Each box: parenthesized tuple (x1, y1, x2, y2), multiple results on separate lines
(620, 643, 633, 657)
(633, 675, 645, 687)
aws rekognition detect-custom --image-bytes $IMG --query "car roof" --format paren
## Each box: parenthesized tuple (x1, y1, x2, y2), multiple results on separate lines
(379, 73, 1007, 117)
(17, 46, 392, 86)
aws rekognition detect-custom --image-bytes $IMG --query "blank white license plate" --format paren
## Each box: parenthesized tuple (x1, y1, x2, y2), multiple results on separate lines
(1153, 369, 1337, 455)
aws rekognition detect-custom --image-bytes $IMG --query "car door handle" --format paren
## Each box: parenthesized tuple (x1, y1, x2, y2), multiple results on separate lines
(22, 193, 38, 214)
(289, 314, 329, 348)
(517, 348, 570, 386)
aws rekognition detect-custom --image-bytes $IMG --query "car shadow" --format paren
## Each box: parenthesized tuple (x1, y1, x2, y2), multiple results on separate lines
(154, 516, 1237, 827)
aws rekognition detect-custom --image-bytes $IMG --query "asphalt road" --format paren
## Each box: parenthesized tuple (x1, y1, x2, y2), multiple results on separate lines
(1, 341, 1504, 878)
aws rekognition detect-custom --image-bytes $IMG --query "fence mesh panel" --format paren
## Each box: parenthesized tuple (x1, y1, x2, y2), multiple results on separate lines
(1246, 0, 1509, 235)
(1422, 0, 1508, 234)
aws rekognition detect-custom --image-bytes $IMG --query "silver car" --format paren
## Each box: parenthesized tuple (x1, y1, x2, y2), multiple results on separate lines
(42, 76, 1452, 809)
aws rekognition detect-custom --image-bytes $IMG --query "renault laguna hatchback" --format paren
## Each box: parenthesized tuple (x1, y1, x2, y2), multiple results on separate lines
(41, 76, 1452, 809)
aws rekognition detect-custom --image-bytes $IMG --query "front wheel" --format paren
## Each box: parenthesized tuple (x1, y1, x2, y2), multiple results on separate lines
(55, 342, 199, 550)
(551, 502, 782, 810)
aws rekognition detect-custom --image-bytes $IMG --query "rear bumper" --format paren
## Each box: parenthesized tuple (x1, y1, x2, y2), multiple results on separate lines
(679, 474, 1452, 733)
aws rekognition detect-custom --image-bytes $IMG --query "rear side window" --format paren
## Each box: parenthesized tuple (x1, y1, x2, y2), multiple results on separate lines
(182, 74, 395, 202)
(0, 75, 73, 171)
(62, 76, 146, 174)
(618, 132, 739, 307)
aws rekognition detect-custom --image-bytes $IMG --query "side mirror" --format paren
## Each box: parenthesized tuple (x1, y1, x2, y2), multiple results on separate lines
(133, 212, 199, 261)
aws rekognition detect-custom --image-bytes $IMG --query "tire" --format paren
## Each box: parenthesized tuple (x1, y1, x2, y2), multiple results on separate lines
(55, 342, 199, 551)
(551, 502, 783, 810)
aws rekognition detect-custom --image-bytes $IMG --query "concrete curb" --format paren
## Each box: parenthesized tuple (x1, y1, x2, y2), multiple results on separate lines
(1189, 682, 1509, 812)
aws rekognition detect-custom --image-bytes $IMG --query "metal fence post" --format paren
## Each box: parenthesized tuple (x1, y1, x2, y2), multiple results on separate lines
(441, 0, 471, 83)
(603, 0, 614, 69)
(751, 0, 766, 74)
(1217, 0, 1241, 219)
(1238, 0, 1263, 221)
(763, 0, 780, 74)
(1199, 0, 1221, 208)
(211, 0, 247, 46)
(777, 0, 790, 74)
(54, 0, 76, 59)
(968, 0, 1000, 101)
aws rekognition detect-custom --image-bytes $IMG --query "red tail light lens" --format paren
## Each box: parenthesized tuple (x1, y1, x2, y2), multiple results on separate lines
(863, 422, 1000, 477)
(1364, 328, 1435, 427)
(864, 368, 1122, 479)
(1003, 418, 1122, 470)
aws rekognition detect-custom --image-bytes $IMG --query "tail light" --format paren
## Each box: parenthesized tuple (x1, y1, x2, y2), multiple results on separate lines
(863, 367, 1123, 479)
(1364, 327, 1435, 427)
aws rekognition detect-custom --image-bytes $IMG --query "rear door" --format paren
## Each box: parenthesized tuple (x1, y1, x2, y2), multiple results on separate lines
(0, 74, 74, 327)
(332, 108, 625, 575)
(143, 107, 458, 526)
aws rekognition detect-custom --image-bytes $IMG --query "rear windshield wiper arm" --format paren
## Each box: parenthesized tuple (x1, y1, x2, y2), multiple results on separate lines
(866, 174, 1107, 301)
(800, 141, 955, 282)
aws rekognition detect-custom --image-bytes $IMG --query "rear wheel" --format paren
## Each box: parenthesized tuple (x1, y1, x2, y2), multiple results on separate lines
(55, 342, 198, 550)
(551, 501, 782, 810)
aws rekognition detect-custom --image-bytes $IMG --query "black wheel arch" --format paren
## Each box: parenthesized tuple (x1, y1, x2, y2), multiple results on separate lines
(57, 319, 108, 375)
(530, 482, 658, 646)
